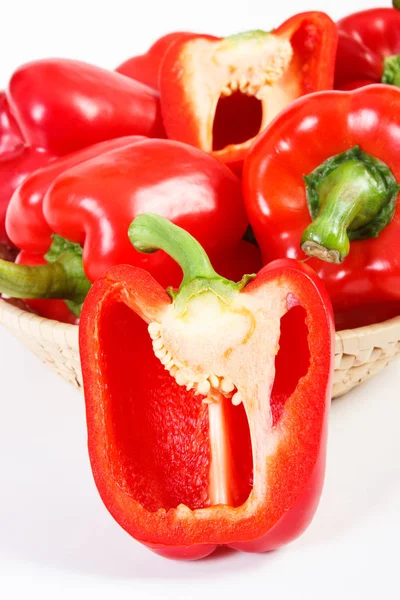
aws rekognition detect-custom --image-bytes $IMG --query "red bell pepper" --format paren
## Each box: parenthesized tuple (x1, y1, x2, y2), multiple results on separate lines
(1, 139, 258, 321)
(79, 214, 334, 560)
(116, 32, 191, 90)
(335, 6, 400, 90)
(160, 12, 337, 171)
(7, 58, 165, 156)
(243, 85, 400, 330)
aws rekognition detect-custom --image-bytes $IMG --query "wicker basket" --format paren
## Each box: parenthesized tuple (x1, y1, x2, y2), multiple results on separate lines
(0, 297, 399, 398)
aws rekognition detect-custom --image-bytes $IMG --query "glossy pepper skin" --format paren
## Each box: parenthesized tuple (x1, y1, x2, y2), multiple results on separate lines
(116, 32, 191, 90)
(6, 59, 165, 156)
(243, 85, 400, 330)
(160, 12, 337, 172)
(0, 145, 54, 244)
(1, 139, 259, 322)
(79, 214, 334, 560)
(335, 7, 400, 90)
(6, 136, 143, 252)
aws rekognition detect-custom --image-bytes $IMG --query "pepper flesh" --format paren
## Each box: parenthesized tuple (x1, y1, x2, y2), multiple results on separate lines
(79, 216, 334, 560)
(160, 12, 337, 171)
(335, 7, 400, 90)
(243, 85, 400, 330)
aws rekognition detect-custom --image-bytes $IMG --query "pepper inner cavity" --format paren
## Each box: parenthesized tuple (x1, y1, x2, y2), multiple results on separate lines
(212, 92, 263, 152)
(148, 319, 251, 507)
(147, 292, 257, 507)
(212, 36, 293, 152)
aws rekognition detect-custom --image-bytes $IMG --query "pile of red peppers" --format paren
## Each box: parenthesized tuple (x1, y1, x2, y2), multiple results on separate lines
(1, 2, 400, 560)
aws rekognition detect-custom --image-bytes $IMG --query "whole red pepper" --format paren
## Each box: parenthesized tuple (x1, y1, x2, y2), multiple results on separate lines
(7, 58, 165, 156)
(116, 32, 191, 90)
(160, 12, 337, 172)
(243, 85, 400, 330)
(2, 139, 259, 321)
(335, 6, 400, 90)
(80, 214, 334, 560)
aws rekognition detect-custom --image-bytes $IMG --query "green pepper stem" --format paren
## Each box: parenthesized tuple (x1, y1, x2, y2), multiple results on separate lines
(129, 213, 222, 287)
(382, 54, 400, 86)
(0, 237, 91, 317)
(393, 0, 400, 12)
(129, 214, 255, 311)
(301, 147, 399, 264)
(0, 259, 81, 300)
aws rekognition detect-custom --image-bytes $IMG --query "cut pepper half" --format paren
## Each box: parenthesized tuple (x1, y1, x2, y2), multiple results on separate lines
(80, 215, 334, 560)
(160, 12, 337, 171)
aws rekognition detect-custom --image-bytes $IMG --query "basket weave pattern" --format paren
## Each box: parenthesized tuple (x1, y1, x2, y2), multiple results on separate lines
(0, 298, 399, 398)
(0, 300, 82, 389)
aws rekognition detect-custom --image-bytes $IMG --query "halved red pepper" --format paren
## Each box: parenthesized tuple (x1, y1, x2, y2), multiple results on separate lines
(7, 58, 165, 156)
(1, 139, 259, 321)
(243, 85, 400, 330)
(160, 12, 337, 171)
(335, 6, 400, 90)
(79, 214, 334, 560)
(116, 32, 191, 90)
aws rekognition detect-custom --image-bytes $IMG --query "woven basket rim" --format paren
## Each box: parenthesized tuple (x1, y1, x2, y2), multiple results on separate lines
(1, 297, 399, 398)
(1, 296, 400, 347)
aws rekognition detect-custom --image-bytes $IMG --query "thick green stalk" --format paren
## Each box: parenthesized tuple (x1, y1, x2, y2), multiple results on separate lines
(0, 259, 79, 299)
(0, 235, 91, 315)
(129, 213, 255, 312)
(129, 213, 220, 287)
(382, 54, 400, 86)
(301, 147, 399, 264)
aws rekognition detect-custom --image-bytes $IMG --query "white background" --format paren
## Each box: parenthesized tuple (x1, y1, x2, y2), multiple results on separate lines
(1, 0, 399, 599)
